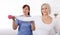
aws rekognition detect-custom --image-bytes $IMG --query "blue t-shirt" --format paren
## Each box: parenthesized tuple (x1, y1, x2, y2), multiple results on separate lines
(15, 15, 33, 35)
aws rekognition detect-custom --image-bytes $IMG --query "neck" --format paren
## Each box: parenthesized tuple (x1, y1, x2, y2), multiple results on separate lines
(24, 14, 29, 17)
(42, 14, 49, 18)
(43, 14, 48, 16)
(43, 13, 49, 16)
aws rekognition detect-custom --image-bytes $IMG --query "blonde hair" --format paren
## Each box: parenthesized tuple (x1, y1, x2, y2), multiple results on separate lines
(41, 3, 51, 15)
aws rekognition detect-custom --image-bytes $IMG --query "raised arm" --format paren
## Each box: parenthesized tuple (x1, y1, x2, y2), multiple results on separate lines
(12, 16, 18, 30)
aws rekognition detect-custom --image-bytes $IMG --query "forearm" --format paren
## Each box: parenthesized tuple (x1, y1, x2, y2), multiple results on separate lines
(30, 21, 35, 31)
(31, 24, 35, 31)
(12, 20, 18, 30)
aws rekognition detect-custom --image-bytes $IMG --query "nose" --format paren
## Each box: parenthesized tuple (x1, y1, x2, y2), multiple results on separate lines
(44, 9, 47, 13)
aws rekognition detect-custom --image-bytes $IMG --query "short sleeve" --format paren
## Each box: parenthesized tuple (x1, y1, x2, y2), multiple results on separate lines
(15, 19, 19, 25)
(15, 15, 21, 25)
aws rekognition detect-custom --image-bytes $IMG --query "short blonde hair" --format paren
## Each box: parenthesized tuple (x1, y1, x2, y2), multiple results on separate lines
(41, 3, 51, 15)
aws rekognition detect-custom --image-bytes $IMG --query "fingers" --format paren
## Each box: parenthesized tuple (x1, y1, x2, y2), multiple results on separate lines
(12, 16, 15, 21)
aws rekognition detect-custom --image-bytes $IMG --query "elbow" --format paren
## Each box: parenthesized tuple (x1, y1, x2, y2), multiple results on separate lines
(12, 27, 17, 30)
(32, 27, 35, 31)
(13, 27, 17, 30)
(32, 29, 35, 31)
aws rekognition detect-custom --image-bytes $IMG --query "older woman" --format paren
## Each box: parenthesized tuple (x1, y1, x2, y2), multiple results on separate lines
(33, 3, 59, 35)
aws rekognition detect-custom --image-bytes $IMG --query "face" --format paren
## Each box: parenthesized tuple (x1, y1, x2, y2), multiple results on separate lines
(23, 6, 29, 15)
(41, 5, 49, 15)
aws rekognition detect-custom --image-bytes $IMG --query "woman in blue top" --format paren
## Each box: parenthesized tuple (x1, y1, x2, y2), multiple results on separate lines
(12, 4, 35, 35)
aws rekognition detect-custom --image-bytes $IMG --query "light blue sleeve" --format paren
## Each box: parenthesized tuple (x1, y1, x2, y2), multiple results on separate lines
(15, 19, 19, 25)
(15, 15, 23, 25)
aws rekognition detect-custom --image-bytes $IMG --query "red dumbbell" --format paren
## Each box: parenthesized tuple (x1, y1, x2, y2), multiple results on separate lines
(8, 15, 14, 19)
(8, 15, 15, 21)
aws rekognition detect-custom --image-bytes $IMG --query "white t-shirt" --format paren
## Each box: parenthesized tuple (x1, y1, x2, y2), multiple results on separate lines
(54, 15, 60, 35)
(33, 16, 56, 35)
(15, 15, 33, 21)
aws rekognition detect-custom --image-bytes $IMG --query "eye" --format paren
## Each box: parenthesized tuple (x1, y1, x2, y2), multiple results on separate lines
(41, 8, 44, 10)
(46, 8, 47, 9)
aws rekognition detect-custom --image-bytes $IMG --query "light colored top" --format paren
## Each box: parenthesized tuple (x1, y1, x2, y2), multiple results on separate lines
(33, 16, 57, 35)
(54, 15, 60, 35)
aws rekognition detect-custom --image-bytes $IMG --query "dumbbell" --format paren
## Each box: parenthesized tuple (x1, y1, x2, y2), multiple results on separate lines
(8, 15, 13, 19)
(8, 15, 15, 21)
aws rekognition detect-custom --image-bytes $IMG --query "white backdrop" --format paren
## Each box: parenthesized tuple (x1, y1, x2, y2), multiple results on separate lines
(0, 0, 60, 35)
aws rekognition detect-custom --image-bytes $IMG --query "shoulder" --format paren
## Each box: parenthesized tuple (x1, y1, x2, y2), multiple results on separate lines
(15, 15, 23, 20)
(49, 16, 54, 21)
(50, 16, 57, 26)
(15, 15, 33, 21)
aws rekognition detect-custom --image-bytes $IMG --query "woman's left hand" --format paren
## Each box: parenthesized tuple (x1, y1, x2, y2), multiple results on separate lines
(30, 21, 35, 31)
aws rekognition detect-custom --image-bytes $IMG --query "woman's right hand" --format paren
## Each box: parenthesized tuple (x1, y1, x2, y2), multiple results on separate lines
(12, 16, 15, 21)
(12, 16, 18, 30)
